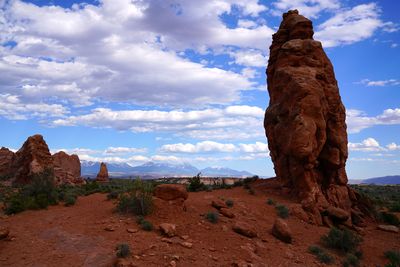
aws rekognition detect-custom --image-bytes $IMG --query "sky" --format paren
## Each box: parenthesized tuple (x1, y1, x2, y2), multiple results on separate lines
(0, 0, 399, 179)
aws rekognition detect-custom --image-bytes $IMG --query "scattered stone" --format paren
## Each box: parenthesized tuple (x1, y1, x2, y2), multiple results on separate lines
(179, 242, 193, 248)
(211, 200, 227, 210)
(290, 204, 309, 222)
(154, 184, 188, 201)
(180, 235, 189, 240)
(159, 223, 177, 237)
(104, 226, 115, 232)
(161, 238, 173, 244)
(96, 162, 109, 182)
(271, 218, 292, 243)
(114, 258, 137, 267)
(219, 208, 235, 218)
(222, 225, 228, 232)
(209, 247, 216, 252)
(377, 225, 399, 233)
(169, 260, 177, 267)
(127, 228, 138, 233)
(0, 227, 10, 240)
(232, 222, 257, 238)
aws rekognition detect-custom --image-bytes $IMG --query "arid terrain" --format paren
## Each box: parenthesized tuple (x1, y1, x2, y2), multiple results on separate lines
(1, 180, 399, 267)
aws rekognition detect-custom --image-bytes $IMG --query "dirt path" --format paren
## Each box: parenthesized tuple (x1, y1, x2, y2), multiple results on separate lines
(0, 187, 399, 266)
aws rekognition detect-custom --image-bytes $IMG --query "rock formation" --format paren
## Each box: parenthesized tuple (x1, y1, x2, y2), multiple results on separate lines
(52, 151, 84, 185)
(12, 134, 54, 184)
(154, 184, 188, 201)
(0, 147, 16, 178)
(96, 162, 109, 182)
(264, 10, 365, 225)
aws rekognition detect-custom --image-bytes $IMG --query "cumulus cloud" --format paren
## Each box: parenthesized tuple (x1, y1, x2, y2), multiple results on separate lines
(386, 143, 400, 151)
(229, 49, 267, 67)
(0, 94, 68, 120)
(271, 0, 341, 18)
(103, 147, 148, 155)
(346, 108, 400, 133)
(161, 141, 237, 153)
(52, 105, 265, 140)
(348, 138, 383, 152)
(239, 142, 269, 153)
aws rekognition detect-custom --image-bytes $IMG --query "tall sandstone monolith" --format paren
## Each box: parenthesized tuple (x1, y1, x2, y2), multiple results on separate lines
(264, 10, 366, 226)
(96, 162, 109, 182)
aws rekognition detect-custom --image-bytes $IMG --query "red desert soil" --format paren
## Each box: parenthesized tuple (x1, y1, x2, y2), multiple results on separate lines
(0, 184, 399, 267)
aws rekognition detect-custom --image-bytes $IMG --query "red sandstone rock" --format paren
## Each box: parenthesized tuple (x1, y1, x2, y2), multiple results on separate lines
(271, 218, 292, 243)
(219, 208, 235, 218)
(0, 226, 10, 240)
(211, 199, 227, 210)
(12, 134, 54, 184)
(154, 184, 188, 201)
(96, 162, 109, 182)
(0, 147, 16, 178)
(264, 10, 361, 225)
(159, 223, 177, 237)
(52, 151, 84, 185)
(232, 221, 257, 238)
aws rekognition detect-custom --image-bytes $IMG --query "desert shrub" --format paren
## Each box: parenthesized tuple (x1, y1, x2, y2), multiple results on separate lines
(188, 173, 205, 192)
(248, 188, 255, 195)
(116, 178, 153, 216)
(267, 198, 276, 205)
(233, 180, 243, 187)
(308, 245, 334, 264)
(243, 175, 259, 184)
(225, 199, 234, 207)
(321, 227, 362, 253)
(64, 193, 77, 206)
(116, 243, 131, 258)
(107, 191, 119, 200)
(140, 220, 153, 231)
(379, 211, 400, 226)
(275, 204, 289, 219)
(3, 169, 58, 214)
(342, 253, 362, 267)
(136, 215, 145, 224)
(389, 202, 400, 212)
(205, 211, 219, 224)
(384, 250, 400, 267)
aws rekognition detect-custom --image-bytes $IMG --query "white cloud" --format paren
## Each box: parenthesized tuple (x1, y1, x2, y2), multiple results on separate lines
(348, 138, 383, 152)
(0, 94, 68, 120)
(104, 147, 147, 155)
(346, 108, 400, 133)
(161, 141, 237, 153)
(229, 49, 267, 67)
(271, 0, 341, 19)
(239, 142, 268, 153)
(315, 3, 383, 47)
(387, 143, 400, 151)
(358, 78, 400, 87)
(51, 105, 265, 140)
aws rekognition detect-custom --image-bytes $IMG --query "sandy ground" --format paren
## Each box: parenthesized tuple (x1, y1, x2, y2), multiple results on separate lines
(0, 184, 399, 267)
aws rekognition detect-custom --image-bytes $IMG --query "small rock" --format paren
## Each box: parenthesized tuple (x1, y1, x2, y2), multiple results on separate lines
(154, 184, 188, 201)
(169, 260, 177, 267)
(211, 200, 227, 210)
(222, 225, 228, 232)
(326, 206, 350, 222)
(219, 208, 235, 218)
(180, 242, 193, 248)
(172, 255, 180, 261)
(161, 238, 173, 244)
(180, 235, 189, 240)
(114, 258, 137, 267)
(127, 228, 138, 233)
(377, 225, 399, 233)
(159, 223, 177, 237)
(271, 218, 292, 243)
(232, 221, 257, 238)
(104, 226, 115, 232)
(209, 247, 216, 252)
(0, 227, 10, 240)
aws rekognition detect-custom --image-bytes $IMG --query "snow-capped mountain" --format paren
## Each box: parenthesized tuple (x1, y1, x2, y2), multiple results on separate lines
(81, 160, 255, 178)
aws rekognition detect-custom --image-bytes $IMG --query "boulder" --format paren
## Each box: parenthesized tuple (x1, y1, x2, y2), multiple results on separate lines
(232, 221, 257, 238)
(264, 9, 362, 224)
(326, 206, 350, 222)
(211, 199, 227, 210)
(52, 151, 83, 185)
(0, 147, 16, 178)
(12, 134, 54, 184)
(377, 225, 399, 233)
(219, 208, 235, 218)
(159, 223, 177, 237)
(271, 218, 292, 243)
(96, 162, 109, 182)
(154, 184, 188, 201)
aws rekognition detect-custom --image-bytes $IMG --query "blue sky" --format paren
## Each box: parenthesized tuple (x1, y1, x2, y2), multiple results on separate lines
(0, 0, 399, 179)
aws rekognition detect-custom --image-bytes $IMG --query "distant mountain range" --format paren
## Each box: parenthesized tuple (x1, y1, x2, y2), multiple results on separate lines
(81, 160, 254, 178)
(349, 175, 400, 185)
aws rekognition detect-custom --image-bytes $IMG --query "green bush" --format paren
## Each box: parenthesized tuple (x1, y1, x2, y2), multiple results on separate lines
(384, 250, 400, 267)
(233, 180, 243, 187)
(225, 199, 234, 207)
(379, 211, 400, 226)
(3, 169, 58, 214)
(267, 198, 276, 205)
(342, 253, 361, 267)
(116, 243, 131, 258)
(205, 211, 219, 224)
(308, 245, 334, 264)
(389, 202, 400, 212)
(321, 227, 362, 253)
(64, 193, 77, 206)
(140, 220, 153, 231)
(188, 173, 205, 192)
(107, 191, 119, 200)
(275, 204, 289, 219)
(116, 178, 153, 216)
